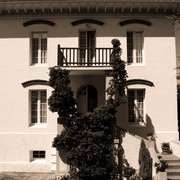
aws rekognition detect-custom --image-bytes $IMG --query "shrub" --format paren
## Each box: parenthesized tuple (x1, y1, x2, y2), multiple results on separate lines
(122, 158, 136, 179)
(138, 139, 152, 179)
(129, 174, 141, 180)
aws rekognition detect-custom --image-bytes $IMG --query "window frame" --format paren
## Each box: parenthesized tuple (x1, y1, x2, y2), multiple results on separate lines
(29, 89, 47, 126)
(31, 32, 47, 65)
(127, 31, 144, 65)
(127, 89, 145, 124)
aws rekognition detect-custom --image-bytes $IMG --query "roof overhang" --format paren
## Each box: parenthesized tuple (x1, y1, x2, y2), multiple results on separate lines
(0, 0, 179, 16)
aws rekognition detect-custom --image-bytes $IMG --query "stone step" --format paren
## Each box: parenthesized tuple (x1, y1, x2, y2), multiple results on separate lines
(166, 169, 180, 176)
(159, 153, 180, 179)
(167, 176, 180, 180)
(160, 154, 180, 161)
(168, 163, 180, 169)
(166, 160, 180, 163)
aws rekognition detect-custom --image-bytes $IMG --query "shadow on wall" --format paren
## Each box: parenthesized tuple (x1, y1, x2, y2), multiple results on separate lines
(116, 114, 156, 139)
(115, 114, 158, 176)
(128, 114, 155, 139)
(118, 114, 159, 149)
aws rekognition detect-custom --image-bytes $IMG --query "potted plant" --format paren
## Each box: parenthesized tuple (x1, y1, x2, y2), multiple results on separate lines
(161, 142, 172, 154)
(147, 132, 155, 141)
(154, 160, 168, 180)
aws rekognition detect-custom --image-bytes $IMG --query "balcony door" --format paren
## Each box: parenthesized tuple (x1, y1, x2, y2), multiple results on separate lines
(79, 31, 96, 65)
(77, 84, 97, 114)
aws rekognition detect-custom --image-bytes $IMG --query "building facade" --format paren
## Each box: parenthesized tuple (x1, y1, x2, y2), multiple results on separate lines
(0, 0, 180, 175)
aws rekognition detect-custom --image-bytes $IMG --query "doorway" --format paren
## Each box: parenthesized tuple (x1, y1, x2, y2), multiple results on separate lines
(77, 84, 97, 114)
(79, 31, 96, 65)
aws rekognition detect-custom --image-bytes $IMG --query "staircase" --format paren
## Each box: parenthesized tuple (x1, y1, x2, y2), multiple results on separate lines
(161, 154, 180, 180)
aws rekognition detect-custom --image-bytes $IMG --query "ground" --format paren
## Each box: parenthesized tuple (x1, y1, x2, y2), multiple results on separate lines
(0, 172, 55, 180)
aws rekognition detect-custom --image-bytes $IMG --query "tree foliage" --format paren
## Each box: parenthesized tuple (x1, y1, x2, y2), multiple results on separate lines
(48, 68, 76, 126)
(48, 39, 127, 180)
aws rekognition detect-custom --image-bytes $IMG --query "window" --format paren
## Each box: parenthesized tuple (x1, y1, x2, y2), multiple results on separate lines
(30, 150, 46, 162)
(128, 89, 145, 123)
(33, 151, 46, 159)
(31, 32, 47, 65)
(30, 90, 47, 124)
(79, 31, 95, 65)
(127, 32, 143, 64)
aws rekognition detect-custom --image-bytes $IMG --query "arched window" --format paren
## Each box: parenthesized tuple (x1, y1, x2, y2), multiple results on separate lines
(77, 85, 97, 113)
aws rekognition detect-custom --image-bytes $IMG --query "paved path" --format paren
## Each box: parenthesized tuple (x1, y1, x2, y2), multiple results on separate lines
(0, 172, 55, 180)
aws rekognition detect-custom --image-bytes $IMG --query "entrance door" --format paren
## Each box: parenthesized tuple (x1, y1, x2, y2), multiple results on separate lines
(77, 85, 97, 114)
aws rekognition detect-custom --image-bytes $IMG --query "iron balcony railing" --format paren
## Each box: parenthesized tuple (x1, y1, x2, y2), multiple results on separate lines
(57, 45, 113, 67)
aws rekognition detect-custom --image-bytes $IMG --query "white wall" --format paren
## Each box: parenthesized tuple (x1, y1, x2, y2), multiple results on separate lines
(116, 18, 178, 154)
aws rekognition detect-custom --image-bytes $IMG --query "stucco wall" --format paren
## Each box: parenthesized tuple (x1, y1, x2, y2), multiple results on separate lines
(0, 134, 55, 172)
(116, 19, 178, 152)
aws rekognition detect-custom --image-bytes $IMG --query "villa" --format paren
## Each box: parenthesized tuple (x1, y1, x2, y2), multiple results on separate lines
(0, 0, 180, 178)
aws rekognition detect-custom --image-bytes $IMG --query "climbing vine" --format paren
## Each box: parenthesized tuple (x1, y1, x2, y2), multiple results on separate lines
(48, 39, 127, 180)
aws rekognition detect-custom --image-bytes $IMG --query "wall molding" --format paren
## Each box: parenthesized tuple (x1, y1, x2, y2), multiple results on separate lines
(71, 19, 104, 26)
(126, 79, 154, 87)
(22, 79, 49, 88)
(23, 19, 55, 27)
(119, 19, 152, 26)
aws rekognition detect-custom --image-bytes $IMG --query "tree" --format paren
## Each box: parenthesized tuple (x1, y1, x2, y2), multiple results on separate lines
(48, 39, 127, 180)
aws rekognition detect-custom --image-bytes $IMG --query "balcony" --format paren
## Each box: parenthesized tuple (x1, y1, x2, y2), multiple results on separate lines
(57, 45, 113, 67)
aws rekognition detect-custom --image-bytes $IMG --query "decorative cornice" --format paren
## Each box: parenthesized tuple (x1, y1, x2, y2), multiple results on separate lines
(23, 20, 55, 27)
(71, 19, 104, 26)
(0, 1, 179, 16)
(1, 0, 180, 2)
(119, 19, 152, 26)
(126, 79, 154, 87)
(22, 80, 49, 88)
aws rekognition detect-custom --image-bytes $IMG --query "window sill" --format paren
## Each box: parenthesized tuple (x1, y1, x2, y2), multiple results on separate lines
(128, 122, 146, 127)
(30, 159, 46, 163)
(127, 63, 145, 66)
(30, 64, 47, 67)
(29, 123, 47, 128)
